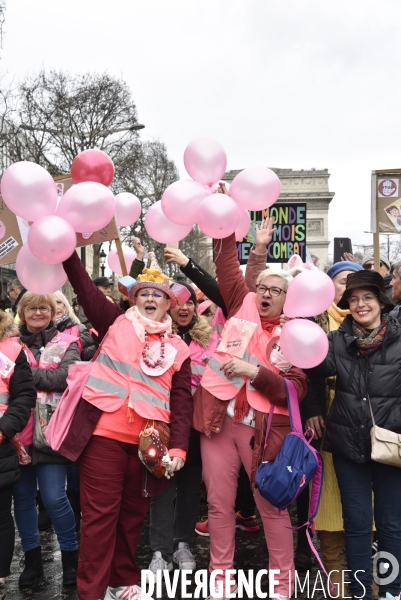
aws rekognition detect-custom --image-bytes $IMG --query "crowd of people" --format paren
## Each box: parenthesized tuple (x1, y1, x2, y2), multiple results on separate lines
(1, 193, 401, 600)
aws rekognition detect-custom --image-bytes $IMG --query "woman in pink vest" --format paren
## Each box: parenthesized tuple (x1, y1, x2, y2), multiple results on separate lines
(12, 292, 80, 588)
(144, 281, 219, 580)
(60, 252, 193, 600)
(0, 311, 36, 600)
(193, 196, 308, 600)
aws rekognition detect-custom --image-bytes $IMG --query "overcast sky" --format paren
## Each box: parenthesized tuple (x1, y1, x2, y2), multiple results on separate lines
(2, 0, 401, 259)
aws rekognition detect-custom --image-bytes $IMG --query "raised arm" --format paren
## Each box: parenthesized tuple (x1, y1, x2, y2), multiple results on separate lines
(244, 217, 275, 292)
(63, 252, 123, 342)
(164, 247, 227, 316)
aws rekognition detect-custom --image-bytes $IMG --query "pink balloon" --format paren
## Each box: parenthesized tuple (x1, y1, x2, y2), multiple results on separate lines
(1, 161, 58, 221)
(161, 180, 209, 226)
(197, 194, 241, 239)
(283, 270, 335, 318)
(145, 201, 193, 244)
(280, 319, 329, 368)
(16, 243, 67, 294)
(183, 137, 227, 186)
(235, 208, 251, 242)
(56, 182, 116, 233)
(71, 149, 115, 186)
(28, 216, 77, 264)
(107, 247, 137, 276)
(229, 167, 281, 211)
(115, 192, 141, 227)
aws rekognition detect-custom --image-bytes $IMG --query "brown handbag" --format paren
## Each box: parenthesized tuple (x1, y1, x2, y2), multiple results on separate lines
(368, 396, 401, 468)
(138, 419, 171, 478)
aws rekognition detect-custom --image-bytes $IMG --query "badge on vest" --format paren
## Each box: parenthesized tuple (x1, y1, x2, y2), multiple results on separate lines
(0, 351, 15, 378)
(217, 318, 258, 359)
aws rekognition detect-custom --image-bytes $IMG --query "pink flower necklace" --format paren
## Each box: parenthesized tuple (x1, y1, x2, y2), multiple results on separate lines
(142, 332, 166, 369)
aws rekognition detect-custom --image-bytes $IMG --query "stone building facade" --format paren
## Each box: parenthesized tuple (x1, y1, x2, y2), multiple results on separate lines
(223, 168, 335, 270)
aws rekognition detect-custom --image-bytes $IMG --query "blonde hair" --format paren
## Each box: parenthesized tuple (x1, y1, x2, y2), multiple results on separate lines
(18, 293, 57, 327)
(53, 290, 80, 324)
(256, 267, 293, 292)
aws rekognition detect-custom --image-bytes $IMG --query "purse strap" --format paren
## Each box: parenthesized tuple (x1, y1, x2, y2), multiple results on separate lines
(367, 394, 376, 427)
(262, 378, 300, 452)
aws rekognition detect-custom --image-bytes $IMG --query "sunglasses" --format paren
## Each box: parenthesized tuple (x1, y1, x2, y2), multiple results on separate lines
(363, 262, 383, 270)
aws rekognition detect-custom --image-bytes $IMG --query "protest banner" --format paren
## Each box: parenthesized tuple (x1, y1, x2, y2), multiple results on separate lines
(236, 203, 307, 265)
(371, 168, 401, 271)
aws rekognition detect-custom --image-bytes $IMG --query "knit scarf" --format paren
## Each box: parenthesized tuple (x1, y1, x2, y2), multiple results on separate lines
(233, 315, 281, 423)
(125, 305, 172, 341)
(352, 314, 389, 356)
(327, 302, 349, 332)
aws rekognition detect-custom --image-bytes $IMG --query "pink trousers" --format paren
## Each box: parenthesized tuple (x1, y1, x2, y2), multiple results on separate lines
(201, 415, 294, 597)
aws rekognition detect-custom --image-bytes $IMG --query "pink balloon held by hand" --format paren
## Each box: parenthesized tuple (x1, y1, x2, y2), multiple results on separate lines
(229, 167, 281, 211)
(28, 216, 77, 264)
(71, 149, 115, 186)
(56, 182, 116, 233)
(16, 243, 68, 294)
(0, 161, 58, 221)
(283, 270, 335, 318)
(145, 201, 192, 244)
(184, 137, 227, 186)
(280, 319, 329, 369)
(114, 192, 141, 227)
(197, 194, 240, 239)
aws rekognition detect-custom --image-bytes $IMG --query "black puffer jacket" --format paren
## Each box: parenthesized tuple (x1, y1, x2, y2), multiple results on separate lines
(0, 313, 36, 490)
(305, 314, 401, 463)
(19, 323, 80, 465)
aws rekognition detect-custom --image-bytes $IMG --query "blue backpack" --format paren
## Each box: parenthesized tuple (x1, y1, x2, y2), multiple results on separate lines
(255, 379, 323, 526)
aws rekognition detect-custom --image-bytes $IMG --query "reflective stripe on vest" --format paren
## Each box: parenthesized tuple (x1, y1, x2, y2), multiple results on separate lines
(0, 393, 10, 405)
(82, 316, 190, 420)
(200, 293, 289, 416)
(95, 353, 171, 397)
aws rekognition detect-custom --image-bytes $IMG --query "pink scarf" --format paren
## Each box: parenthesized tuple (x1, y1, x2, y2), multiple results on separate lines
(125, 305, 172, 341)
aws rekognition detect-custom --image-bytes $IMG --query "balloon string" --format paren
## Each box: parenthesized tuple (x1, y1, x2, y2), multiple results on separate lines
(213, 238, 223, 264)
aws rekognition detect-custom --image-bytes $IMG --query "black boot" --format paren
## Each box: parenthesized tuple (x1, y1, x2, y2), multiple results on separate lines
(61, 550, 78, 586)
(294, 527, 312, 570)
(19, 546, 44, 587)
(66, 490, 81, 533)
(37, 490, 52, 531)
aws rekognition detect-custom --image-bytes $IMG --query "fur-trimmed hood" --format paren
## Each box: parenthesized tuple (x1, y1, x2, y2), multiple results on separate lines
(0, 310, 20, 342)
(188, 315, 214, 348)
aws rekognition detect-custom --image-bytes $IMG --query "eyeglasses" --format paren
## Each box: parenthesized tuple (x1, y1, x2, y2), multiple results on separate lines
(24, 306, 51, 314)
(363, 262, 383, 270)
(256, 285, 286, 297)
(137, 291, 168, 300)
(7, 288, 17, 295)
(348, 294, 378, 306)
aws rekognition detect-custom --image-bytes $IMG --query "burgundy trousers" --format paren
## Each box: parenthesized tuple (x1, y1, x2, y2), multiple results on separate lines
(77, 436, 150, 600)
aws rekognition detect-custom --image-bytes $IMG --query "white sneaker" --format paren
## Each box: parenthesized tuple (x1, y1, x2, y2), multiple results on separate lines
(173, 542, 196, 570)
(104, 585, 154, 600)
(144, 551, 173, 584)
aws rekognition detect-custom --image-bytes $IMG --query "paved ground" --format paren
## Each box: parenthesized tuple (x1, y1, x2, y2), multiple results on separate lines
(7, 504, 323, 600)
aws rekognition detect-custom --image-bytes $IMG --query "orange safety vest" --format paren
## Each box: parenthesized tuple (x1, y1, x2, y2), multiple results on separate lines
(0, 337, 23, 412)
(82, 316, 191, 423)
(201, 292, 289, 416)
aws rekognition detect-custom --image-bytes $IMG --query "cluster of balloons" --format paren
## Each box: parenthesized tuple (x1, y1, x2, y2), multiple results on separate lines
(145, 137, 281, 243)
(280, 271, 336, 368)
(0, 150, 142, 293)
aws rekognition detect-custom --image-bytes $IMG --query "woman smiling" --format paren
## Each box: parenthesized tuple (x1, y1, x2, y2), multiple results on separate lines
(305, 270, 401, 600)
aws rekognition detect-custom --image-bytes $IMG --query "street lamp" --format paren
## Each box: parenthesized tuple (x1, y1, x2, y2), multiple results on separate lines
(100, 247, 107, 277)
